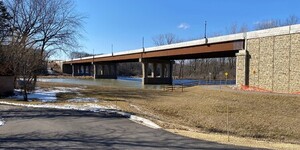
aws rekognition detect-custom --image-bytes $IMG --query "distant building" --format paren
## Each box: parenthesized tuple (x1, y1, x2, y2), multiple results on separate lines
(48, 60, 63, 73)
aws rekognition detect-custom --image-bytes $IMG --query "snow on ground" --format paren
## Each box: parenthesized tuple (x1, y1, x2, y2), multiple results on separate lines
(11, 87, 86, 102)
(3, 86, 160, 129)
(67, 97, 99, 103)
(0, 101, 115, 112)
(0, 118, 5, 126)
(129, 104, 142, 112)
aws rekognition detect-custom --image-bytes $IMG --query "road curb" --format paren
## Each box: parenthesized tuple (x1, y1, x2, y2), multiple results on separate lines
(117, 111, 161, 129)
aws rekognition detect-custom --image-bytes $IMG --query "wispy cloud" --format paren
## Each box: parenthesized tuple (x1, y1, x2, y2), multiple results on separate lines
(177, 23, 190, 30)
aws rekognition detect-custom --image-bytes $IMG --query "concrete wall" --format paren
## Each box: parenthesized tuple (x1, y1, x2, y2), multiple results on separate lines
(0, 76, 14, 97)
(246, 33, 300, 93)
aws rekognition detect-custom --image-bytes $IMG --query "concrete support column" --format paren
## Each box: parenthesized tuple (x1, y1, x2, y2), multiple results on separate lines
(236, 50, 249, 87)
(98, 64, 103, 75)
(94, 63, 117, 79)
(149, 63, 153, 78)
(72, 64, 75, 76)
(142, 62, 148, 84)
(93, 64, 97, 79)
(140, 58, 173, 85)
(169, 61, 173, 79)
(160, 64, 165, 78)
(153, 63, 157, 78)
(75, 65, 78, 75)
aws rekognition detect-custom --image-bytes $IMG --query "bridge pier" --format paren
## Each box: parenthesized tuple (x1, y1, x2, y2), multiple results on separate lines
(62, 64, 72, 74)
(93, 63, 117, 79)
(70, 64, 92, 76)
(140, 59, 173, 85)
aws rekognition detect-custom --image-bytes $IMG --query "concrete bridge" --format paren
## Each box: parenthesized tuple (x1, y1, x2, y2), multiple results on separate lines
(63, 24, 300, 93)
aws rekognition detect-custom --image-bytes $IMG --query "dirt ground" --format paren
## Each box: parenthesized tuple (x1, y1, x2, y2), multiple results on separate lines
(8, 82, 300, 149)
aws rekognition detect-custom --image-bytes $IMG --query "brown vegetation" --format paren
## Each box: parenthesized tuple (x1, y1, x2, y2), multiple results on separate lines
(36, 82, 300, 144)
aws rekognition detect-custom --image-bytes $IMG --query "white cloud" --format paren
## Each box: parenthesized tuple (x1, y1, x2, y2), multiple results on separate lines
(177, 23, 190, 30)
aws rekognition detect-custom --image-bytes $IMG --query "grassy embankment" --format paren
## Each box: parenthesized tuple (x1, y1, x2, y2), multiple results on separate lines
(10, 82, 300, 145)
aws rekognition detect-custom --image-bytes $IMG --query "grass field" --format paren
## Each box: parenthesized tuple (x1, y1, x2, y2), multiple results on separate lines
(22, 82, 300, 144)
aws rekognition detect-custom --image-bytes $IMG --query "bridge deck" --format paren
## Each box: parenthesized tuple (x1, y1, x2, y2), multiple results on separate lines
(64, 33, 245, 64)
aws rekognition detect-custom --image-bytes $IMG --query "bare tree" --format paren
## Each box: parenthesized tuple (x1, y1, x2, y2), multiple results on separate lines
(152, 33, 180, 46)
(2, 0, 84, 100)
(5, 0, 84, 57)
(254, 15, 299, 30)
(70, 51, 92, 59)
(254, 19, 281, 30)
(152, 33, 187, 79)
(284, 15, 299, 25)
(226, 23, 248, 34)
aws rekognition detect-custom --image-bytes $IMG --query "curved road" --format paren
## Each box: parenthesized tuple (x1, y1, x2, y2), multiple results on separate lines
(0, 105, 260, 149)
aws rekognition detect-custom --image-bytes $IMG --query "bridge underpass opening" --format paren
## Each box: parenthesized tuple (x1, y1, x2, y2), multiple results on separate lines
(63, 50, 242, 85)
(171, 57, 236, 85)
(94, 56, 237, 86)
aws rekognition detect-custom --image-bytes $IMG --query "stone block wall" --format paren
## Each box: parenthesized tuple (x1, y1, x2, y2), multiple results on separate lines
(246, 33, 300, 93)
(236, 50, 247, 86)
(290, 34, 300, 93)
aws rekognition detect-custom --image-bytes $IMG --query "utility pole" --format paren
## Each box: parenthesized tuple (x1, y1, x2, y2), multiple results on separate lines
(142, 37, 145, 52)
(111, 44, 114, 56)
(204, 21, 207, 38)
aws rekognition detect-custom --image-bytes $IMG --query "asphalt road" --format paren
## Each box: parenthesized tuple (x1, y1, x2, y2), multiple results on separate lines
(0, 105, 258, 149)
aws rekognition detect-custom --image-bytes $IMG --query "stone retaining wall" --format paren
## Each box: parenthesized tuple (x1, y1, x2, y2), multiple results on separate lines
(246, 33, 300, 93)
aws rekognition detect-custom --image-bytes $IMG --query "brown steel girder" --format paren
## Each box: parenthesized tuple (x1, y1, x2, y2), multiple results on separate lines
(64, 40, 244, 64)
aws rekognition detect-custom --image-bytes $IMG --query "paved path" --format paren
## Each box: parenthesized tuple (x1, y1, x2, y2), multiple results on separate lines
(0, 105, 259, 149)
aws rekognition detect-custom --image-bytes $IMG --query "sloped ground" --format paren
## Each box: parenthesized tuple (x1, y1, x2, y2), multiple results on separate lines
(4, 82, 299, 149)
(43, 83, 300, 145)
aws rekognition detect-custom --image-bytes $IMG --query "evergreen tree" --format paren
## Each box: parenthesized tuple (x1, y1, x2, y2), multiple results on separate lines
(0, 0, 11, 43)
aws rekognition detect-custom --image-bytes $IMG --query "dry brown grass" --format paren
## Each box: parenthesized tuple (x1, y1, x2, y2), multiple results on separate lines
(31, 82, 300, 144)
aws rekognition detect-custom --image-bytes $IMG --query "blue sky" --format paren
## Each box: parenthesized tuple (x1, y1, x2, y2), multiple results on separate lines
(62, 0, 300, 59)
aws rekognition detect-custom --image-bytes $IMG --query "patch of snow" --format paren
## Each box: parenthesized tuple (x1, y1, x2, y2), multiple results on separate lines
(11, 87, 83, 102)
(67, 97, 99, 103)
(129, 115, 161, 129)
(0, 101, 114, 112)
(12, 90, 57, 102)
(54, 87, 83, 92)
(129, 104, 141, 112)
(0, 118, 5, 126)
